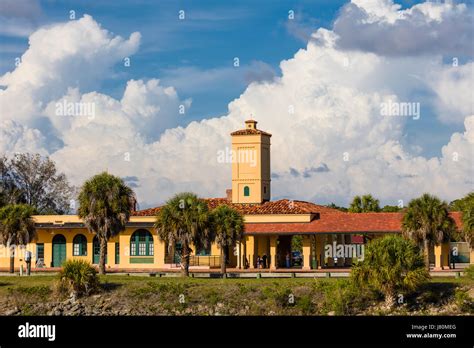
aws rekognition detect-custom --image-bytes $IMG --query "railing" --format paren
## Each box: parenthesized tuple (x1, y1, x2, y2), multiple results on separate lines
(164, 255, 221, 268)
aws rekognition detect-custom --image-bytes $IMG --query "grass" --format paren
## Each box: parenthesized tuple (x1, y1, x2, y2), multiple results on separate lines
(0, 275, 472, 316)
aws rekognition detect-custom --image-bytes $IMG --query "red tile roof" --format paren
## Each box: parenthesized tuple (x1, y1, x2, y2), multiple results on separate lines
(133, 198, 340, 216)
(134, 200, 463, 235)
(244, 211, 463, 235)
(230, 128, 272, 136)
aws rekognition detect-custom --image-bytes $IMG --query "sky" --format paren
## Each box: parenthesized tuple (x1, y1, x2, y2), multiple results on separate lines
(0, 0, 473, 209)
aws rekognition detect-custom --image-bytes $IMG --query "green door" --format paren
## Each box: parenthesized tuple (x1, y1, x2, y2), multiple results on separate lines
(93, 236, 107, 264)
(52, 235, 66, 267)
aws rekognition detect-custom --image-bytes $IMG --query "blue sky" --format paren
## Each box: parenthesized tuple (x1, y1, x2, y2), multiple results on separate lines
(0, 0, 472, 206)
(0, 0, 463, 158)
(1, 0, 434, 121)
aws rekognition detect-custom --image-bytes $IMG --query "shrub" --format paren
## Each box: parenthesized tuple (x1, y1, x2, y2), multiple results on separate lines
(351, 235, 430, 309)
(454, 288, 474, 313)
(58, 260, 99, 297)
(463, 265, 474, 280)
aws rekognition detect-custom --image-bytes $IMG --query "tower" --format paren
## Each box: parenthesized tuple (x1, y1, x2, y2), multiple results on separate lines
(230, 119, 271, 204)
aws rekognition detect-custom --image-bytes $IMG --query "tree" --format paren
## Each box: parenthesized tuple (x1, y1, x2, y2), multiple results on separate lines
(349, 194, 381, 213)
(0, 204, 36, 273)
(450, 193, 474, 251)
(402, 193, 455, 271)
(211, 205, 244, 275)
(1, 154, 74, 214)
(351, 235, 429, 309)
(326, 203, 348, 212)
(155, 192, 212, 277)
(382, 205, 402, 212)
(78, 172, 135, 275)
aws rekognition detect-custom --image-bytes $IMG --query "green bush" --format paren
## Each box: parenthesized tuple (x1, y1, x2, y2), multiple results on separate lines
(351, 235, 430, 309)
(58, 260, 99, 297)
(463, 265, 474, 280)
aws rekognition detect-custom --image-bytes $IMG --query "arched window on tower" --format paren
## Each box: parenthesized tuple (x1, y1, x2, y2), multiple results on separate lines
(244, 186, 250, 197)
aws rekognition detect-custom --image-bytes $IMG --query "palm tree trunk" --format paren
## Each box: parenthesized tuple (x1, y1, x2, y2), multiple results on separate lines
(99, 237, 107, 275)
(423, 238, 430, 271)
(220, 246, 226, 275)
(181, 243, 190, 277)
(9, 255, 14, 273)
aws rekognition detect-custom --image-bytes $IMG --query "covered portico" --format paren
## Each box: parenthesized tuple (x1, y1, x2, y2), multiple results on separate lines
(235, 211, 459, 271)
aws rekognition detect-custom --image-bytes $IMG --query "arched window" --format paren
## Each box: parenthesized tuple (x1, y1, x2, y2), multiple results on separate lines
(244, 186, 250, 197)
(130, 229, 154, 256)
(73, 234, 87, 256)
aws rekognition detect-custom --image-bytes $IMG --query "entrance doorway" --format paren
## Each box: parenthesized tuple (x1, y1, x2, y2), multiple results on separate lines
(52, 234, 66, 267)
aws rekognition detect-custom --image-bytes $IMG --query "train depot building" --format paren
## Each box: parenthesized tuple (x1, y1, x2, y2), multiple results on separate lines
(0, 120, 469, 272)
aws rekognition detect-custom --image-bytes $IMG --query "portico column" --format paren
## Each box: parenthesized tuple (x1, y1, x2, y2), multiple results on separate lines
(315, 235, 324, 269)
(247, 236, 255, 269)
(270, 235, 277, 270)
(302, 235, 311, 270)
(236, 241, 241, 269)
(434, 242, 450, 270)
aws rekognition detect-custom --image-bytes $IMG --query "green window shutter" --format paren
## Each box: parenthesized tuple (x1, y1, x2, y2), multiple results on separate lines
(244, 186, 250, 196)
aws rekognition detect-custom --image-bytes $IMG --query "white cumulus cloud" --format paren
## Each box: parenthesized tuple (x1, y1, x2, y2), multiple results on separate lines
(0, 4, 472, 209)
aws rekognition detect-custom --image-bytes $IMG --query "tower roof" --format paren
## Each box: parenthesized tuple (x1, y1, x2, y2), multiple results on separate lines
(230, 119, 272, 136)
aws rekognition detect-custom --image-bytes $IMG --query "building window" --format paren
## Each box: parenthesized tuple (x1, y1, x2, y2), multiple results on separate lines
(130, 230, 154, 256)
(73, 234, 87, 256)
(244, 186, 250, 196)
(36, 243, 44, 261)
(264, 186, 266, 194)
(115, 242, 120, 264)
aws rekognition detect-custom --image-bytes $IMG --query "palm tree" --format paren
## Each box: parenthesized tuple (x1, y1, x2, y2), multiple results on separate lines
(0, 204, 36, 273)
(349, 194, 380, 213)
(78, 172, 135, 275)
(155, 192, 212, 277)
(211, 205, 244, 275)
(402, 193, 455, 271)
(352, 235, 429, 309)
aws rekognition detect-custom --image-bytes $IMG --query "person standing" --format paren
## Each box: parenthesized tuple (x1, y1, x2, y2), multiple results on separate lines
(285, 252, 291, 268)
(25, 250, 32, 276)
(262, 254, 268, 269)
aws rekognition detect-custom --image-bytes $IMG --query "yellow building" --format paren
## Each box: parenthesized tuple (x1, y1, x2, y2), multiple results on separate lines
(0, 120, 465, 272)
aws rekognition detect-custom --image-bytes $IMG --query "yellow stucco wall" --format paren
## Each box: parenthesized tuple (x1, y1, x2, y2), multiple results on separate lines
(231, 130, 271, 204)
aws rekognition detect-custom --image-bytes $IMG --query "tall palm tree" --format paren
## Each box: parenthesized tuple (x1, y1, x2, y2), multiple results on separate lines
(352, 235, 429, 309)
(155, 192, 212, 277)
(349, 194, 380, 213)
(402, 193, 455, 271)
(211, 205, 244, 275)
(0, 204, 36, 273)
(78, 172, 135, 275)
